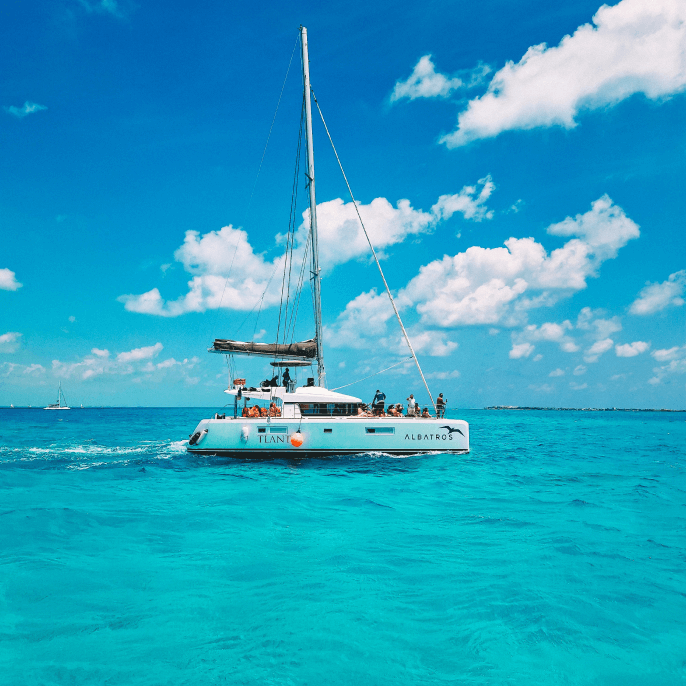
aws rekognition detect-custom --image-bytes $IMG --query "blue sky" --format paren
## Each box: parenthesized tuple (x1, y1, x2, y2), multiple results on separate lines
(1, 0, 685, 408)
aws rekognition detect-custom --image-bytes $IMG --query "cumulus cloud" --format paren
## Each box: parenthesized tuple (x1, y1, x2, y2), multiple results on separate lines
(584, 337, 614, 363)
(53, 342, 165, 380)
(573, 364, 587, 376)
(509, 342, 534, 359)
(116, 342, 163, 363)
(615, 340, 650, 357)
(391, 55, 464, 102)
(576, 307, 622, 339)
(509, 321, 579, 359)
(651, 346, 681, 362)
(549, 368, 565, 377)
(629, 269, 686, 315)
(4, 101, 47, 118)
(323, 288, 456, 358)
(648, 344, 686, 384)
(0, 332, 22, 353)
(0, 268, 22, 291)
(441, 0, 686, 146)
(569, 382, 588, 390)
(425, 370, 460, 380)
(120, 180, 495, 318)
(400, 196, 638, 328)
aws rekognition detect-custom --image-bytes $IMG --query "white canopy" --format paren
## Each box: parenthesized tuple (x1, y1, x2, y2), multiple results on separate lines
(224, 385, 362, 404)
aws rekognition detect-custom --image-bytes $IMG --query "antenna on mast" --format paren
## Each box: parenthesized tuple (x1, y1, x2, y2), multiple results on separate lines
(300, 25, 326, 389)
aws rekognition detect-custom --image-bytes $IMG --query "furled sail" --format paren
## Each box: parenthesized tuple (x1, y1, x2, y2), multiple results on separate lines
(209, 338, 317, 359)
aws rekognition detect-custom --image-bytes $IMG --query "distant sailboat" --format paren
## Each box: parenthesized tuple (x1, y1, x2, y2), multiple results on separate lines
(44, 382, 70, 410)
(10, 404, 14, 408)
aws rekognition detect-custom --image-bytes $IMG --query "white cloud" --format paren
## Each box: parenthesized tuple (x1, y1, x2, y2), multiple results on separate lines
(529, 383, 554, 392)
(401, 196, 638, 327)
(647, 345, 686, 384)
(425, 370, 460, 380)
(0, 268, 22, 291)
(4, 101, 47, 118)
(573, 365, 587, 376)
(549, 368, 565, 377)
(570, 382, 588, 390)
(77, 0, 128, 18)
(1, 362, 44, 377)
(391, 55, 463, 102)
(651, 346, 681, 362)
(533, 354, 543, 362)
(509, 342, 534, 359)
(0, 332, 22, 353)
(576, 307, 623, 339)
(629, 270, 686, 315)
(116, 342, 163, 363)
(120, 180, 495, 318)
(616, 340, 650, 357)
(441, 0, 686, 146)
(584, 337, 614, 363)
(51, 343, 199, 384)
(323, 288, 457, 357)
(509, 320, 578, 359)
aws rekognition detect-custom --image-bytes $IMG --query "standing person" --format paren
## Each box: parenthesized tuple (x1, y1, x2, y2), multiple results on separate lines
(282, 367, 291, 388)
(372, 389, 386, 415)
(407, 394, 416, 416)
(436, 393, 446, 418)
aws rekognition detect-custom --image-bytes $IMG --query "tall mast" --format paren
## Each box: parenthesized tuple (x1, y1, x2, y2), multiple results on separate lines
(300, 26, 326, 388)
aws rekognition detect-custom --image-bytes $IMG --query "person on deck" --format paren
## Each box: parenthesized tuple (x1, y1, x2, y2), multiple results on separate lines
(421, 407, 431, 418)
(282, 368, 291, 388)
(387, 405, 399, 417)
(436, 393, 446, 418)
(372, 389, 386, 415)
(407, 394, 416, 416)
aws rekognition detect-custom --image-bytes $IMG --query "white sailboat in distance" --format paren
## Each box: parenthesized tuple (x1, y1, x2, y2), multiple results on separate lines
(44, 381, 70, 410)
(187, 26, 468, 458)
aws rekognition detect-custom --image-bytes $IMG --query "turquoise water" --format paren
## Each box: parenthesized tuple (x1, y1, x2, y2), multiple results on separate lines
(1, 408, 684, 685)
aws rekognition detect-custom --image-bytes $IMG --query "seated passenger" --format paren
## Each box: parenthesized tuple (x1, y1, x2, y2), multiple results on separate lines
(242, 407, 249, 417)
(249, 405, 260, 418)
(269, 402, 280, 417)
(421, 407, 431, 418)
(396, 403, 404, 415)
(260, 406, 269, 417)
(387, 406, 398, 416)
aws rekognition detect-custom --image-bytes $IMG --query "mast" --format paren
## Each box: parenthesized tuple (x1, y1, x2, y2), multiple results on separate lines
(300, 26, 326, 388)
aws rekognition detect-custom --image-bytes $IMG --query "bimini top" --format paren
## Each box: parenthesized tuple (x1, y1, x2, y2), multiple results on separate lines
(224, 385, 362, 405)
(209, 338, 317, 360)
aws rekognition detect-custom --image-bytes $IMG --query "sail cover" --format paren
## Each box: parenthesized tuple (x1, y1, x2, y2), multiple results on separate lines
(210, 338, 317, 360)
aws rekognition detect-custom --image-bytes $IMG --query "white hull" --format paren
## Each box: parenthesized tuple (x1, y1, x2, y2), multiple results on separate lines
(187, 416, 469, 457)
(44, 406, 71, 410)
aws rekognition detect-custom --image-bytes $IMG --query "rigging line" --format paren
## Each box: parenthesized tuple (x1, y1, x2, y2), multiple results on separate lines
(330, 357, 413, 391)
(311, 89, 437, 412)
(245, 32, 300, 216)
(233, 262, 281, 337)
(286, 232, 311, 342)
(274, 95, 305, 355)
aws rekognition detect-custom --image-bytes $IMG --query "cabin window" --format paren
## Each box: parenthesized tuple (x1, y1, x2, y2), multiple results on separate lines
(258, 427, 266, 433)
(269, 426, 287, 434)
(366, 427, 395, 434)
(324, 428, 332, 433)
(299, 403, 364, 417)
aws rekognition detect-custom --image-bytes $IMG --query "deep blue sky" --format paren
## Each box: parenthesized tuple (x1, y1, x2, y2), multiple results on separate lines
(1, 0, 685, 408)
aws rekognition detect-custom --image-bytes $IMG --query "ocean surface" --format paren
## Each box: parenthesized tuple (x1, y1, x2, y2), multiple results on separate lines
(0, 407, 684, 685)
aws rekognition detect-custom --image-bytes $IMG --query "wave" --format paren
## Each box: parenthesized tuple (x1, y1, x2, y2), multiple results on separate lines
(0, 439, 189, 469)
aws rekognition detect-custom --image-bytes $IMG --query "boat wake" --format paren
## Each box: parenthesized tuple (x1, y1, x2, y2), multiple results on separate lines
(0, 439, 189, 470)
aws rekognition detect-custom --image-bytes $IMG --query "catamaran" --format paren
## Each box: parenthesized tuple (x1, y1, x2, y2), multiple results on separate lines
(44, 382, 70, 411)
(187, 26, 468, 458)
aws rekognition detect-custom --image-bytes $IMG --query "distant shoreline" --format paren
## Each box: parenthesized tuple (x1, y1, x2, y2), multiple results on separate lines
(485, 406, 686, 412)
